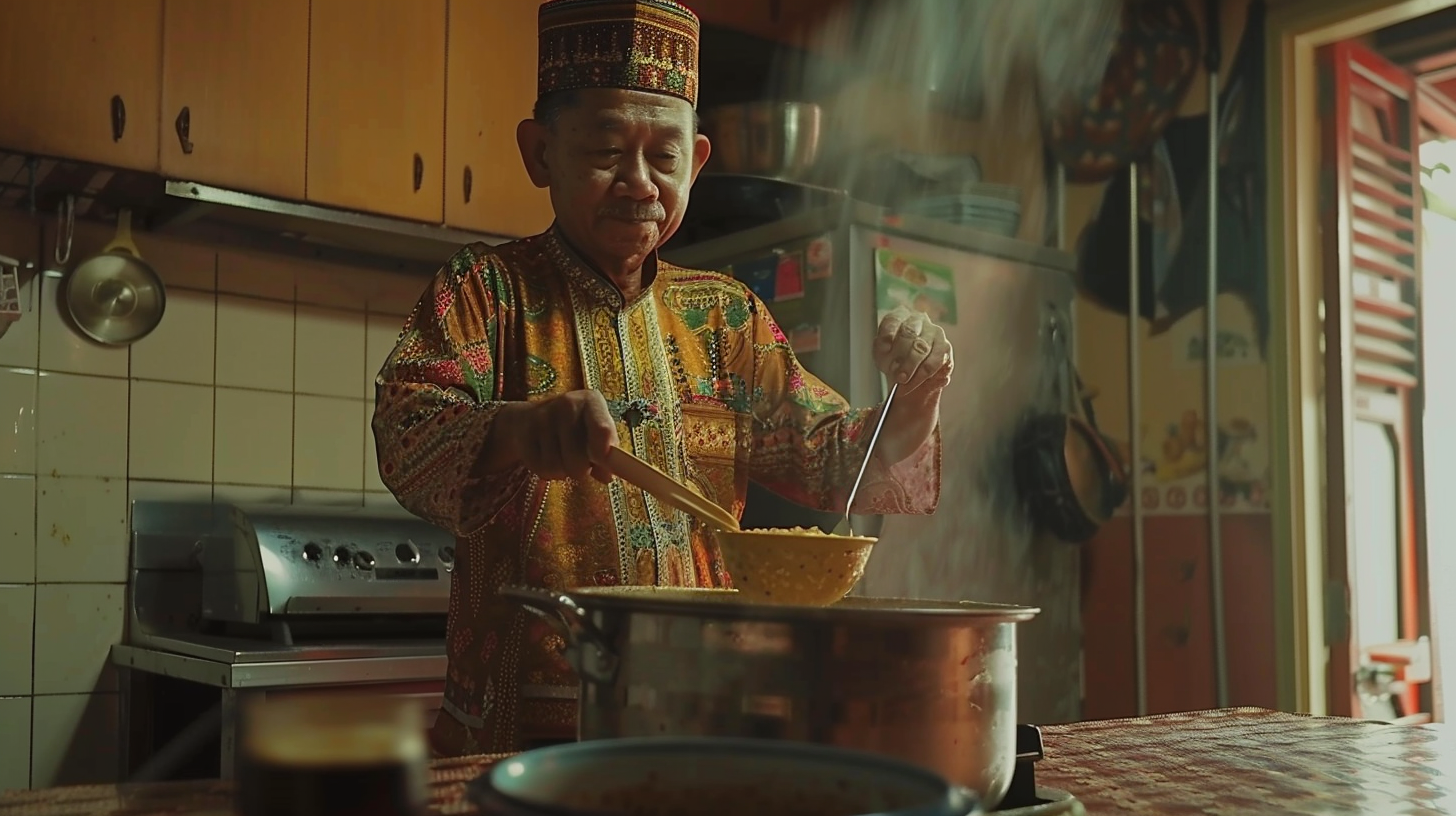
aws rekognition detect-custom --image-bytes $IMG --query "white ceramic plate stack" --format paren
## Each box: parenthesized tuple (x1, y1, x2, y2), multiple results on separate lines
(901, 183, 1022, 237)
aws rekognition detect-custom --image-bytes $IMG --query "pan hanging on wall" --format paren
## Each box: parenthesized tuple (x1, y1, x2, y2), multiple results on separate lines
(1013, 306, 1129, 544)
(65, 207, 166, 346)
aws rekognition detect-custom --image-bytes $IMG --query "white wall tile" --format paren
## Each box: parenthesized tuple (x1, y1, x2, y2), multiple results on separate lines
(363, 402, 386, 493)
(213, 389, 292, 486)
(217, 249, 296, 301)
(0, 475, 36, 583)
(366, 275, 426, 317)
(35, 373, 128, 479)
(0, 266, 41, 369)
(213, 485, 291, 506)
(128, 382, 213, 482)
(59, 219, 214, 293)
(292, 488, 363, 508)
(0, 368, 37, 475)
(297, 262, 368, 311)
(131, 234, 216, 292)
(296, 306, 366, 398)
(216, 296, 293, 392)
(37, 272, 129, 378)
(33, 584, 124, 695)
(293, 396, 365, 490)
(0, 696, 32, 792)
(365, 313, 403, 399)
(0, 585, 35, 696)
(127, 479, 213, 506)
(31, 692, 119, 788)
(364, 491, 412, 519)
(35, 477, 128, 584)
(129, 289, 215, 384)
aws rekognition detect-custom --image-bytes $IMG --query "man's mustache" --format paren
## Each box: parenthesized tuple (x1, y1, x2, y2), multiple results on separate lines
(599, 202, 666, 222)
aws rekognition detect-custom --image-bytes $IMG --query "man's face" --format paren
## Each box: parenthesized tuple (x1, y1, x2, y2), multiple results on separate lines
(518, 88, 712, 277)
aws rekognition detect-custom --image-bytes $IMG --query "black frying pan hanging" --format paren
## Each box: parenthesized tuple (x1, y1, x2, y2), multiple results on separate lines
(1013, 311, 1128, 543)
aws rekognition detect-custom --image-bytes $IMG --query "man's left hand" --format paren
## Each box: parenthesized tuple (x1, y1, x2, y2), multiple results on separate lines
(873, 305, 953, 397)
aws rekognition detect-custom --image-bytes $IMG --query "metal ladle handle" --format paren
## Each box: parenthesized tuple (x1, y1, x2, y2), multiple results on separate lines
(841, 382, 898, 534)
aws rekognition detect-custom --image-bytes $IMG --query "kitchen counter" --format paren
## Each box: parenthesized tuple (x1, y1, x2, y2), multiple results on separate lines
(3, 708, 1452, 815)
(111, 643, 447, 688)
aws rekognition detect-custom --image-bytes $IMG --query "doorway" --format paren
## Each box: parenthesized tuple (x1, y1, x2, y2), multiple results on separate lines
(1269, 0, 1456, 721)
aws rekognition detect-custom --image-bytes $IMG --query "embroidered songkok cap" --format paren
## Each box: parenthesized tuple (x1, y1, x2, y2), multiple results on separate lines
(537, 0, 701, 108)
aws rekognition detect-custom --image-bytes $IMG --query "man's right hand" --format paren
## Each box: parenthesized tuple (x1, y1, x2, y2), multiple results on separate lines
(487, 390, 620, 483)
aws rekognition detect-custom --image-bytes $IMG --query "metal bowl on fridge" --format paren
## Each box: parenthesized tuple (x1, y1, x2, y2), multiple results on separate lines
(500, 586, 1038, 810)
(702, 101, 822, 180)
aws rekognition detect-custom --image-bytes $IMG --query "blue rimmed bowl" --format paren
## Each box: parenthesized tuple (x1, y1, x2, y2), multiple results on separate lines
(467, 737, 982, 816)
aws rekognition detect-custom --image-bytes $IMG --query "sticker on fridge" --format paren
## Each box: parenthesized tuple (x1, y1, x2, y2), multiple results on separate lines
(774, 251, 805, 301)
(806, 237, 833, 280)
(790, 324, 822, 354)
(737, 255, 778, 303)
(873, 248, 957, 325)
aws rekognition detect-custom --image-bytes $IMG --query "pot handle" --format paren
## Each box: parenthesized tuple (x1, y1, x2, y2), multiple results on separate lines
(949, 785, 984, 816)
(498, 586, 619, 683)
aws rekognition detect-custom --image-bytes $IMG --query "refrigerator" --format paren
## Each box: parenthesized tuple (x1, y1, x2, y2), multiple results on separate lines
(662, 197, 1087, 724)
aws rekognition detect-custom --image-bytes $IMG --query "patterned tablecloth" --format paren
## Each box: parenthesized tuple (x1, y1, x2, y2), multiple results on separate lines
(2, 708, 1453, 815)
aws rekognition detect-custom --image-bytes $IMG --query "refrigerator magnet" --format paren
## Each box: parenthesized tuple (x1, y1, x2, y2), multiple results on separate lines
(737, 255, 779, 303)
(774, 251, 805, 301)
(806, 237, 833, 280)
(790, 324, 822, 354)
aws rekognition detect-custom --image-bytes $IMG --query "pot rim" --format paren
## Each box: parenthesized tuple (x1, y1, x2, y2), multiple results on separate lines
(540, 587, 1040, 624)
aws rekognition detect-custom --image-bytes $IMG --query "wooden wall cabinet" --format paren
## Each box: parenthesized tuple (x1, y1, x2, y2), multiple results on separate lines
(2, 0, 792, 235)
(0, 0, 162, 171)
(445, 0, 554, 238)
(307, 0, 448, 224)
(160, 0, 310, 201)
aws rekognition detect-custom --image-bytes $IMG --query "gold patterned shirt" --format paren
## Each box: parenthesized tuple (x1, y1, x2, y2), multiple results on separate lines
(371, 230, 941, 754)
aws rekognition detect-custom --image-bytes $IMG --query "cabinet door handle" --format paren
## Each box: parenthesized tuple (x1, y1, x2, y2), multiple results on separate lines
(463, 166, 473, 204)
(110, 95, 126, 142)
(413, 154, 424, 192)
(175, 107, 194, 155)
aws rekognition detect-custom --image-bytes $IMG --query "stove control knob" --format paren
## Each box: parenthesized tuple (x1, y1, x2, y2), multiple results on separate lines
(395, 542, 420, 564)
(302, 543, 323, 563)
(333, 547, 350, 567)
(353, 551, 376, 570)
(439, 546, 456, 572)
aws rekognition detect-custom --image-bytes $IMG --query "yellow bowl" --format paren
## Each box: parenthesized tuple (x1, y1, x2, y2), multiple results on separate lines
(714, 529, 878, 606)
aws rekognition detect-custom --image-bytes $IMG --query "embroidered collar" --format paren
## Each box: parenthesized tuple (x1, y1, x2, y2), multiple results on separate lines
(545, 226, 659, 311)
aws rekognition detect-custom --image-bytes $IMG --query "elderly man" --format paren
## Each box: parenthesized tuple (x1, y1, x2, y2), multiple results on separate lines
(372, 0, 951, 756)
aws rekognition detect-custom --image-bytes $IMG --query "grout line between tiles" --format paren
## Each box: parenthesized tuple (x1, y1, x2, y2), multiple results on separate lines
(27, 693, 34, 789)
(28, 340, 38, 697)
(290, 283, 299, 494)
(211, 253, 220, 505)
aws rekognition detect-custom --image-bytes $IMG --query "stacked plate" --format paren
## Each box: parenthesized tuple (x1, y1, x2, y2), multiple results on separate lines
(901, 183, 1022, 237)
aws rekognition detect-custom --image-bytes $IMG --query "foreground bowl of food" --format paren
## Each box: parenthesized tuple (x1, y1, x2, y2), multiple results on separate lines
(714, 527, 877, 606)
(468, 737, 982, 816)
(499, 586, 1038, 809)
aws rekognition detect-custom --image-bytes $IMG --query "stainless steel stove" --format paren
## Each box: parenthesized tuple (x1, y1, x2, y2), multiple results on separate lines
(113, 500, 456, 781)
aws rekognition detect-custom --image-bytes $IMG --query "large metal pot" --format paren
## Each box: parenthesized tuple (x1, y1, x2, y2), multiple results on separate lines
(501, 586, 1038, 810)
(701, 101, 822, 180)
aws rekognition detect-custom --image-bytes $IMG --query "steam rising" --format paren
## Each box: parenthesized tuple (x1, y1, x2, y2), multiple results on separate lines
(759, 0, 1123, 719)
(772, 0, 1122, 208)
